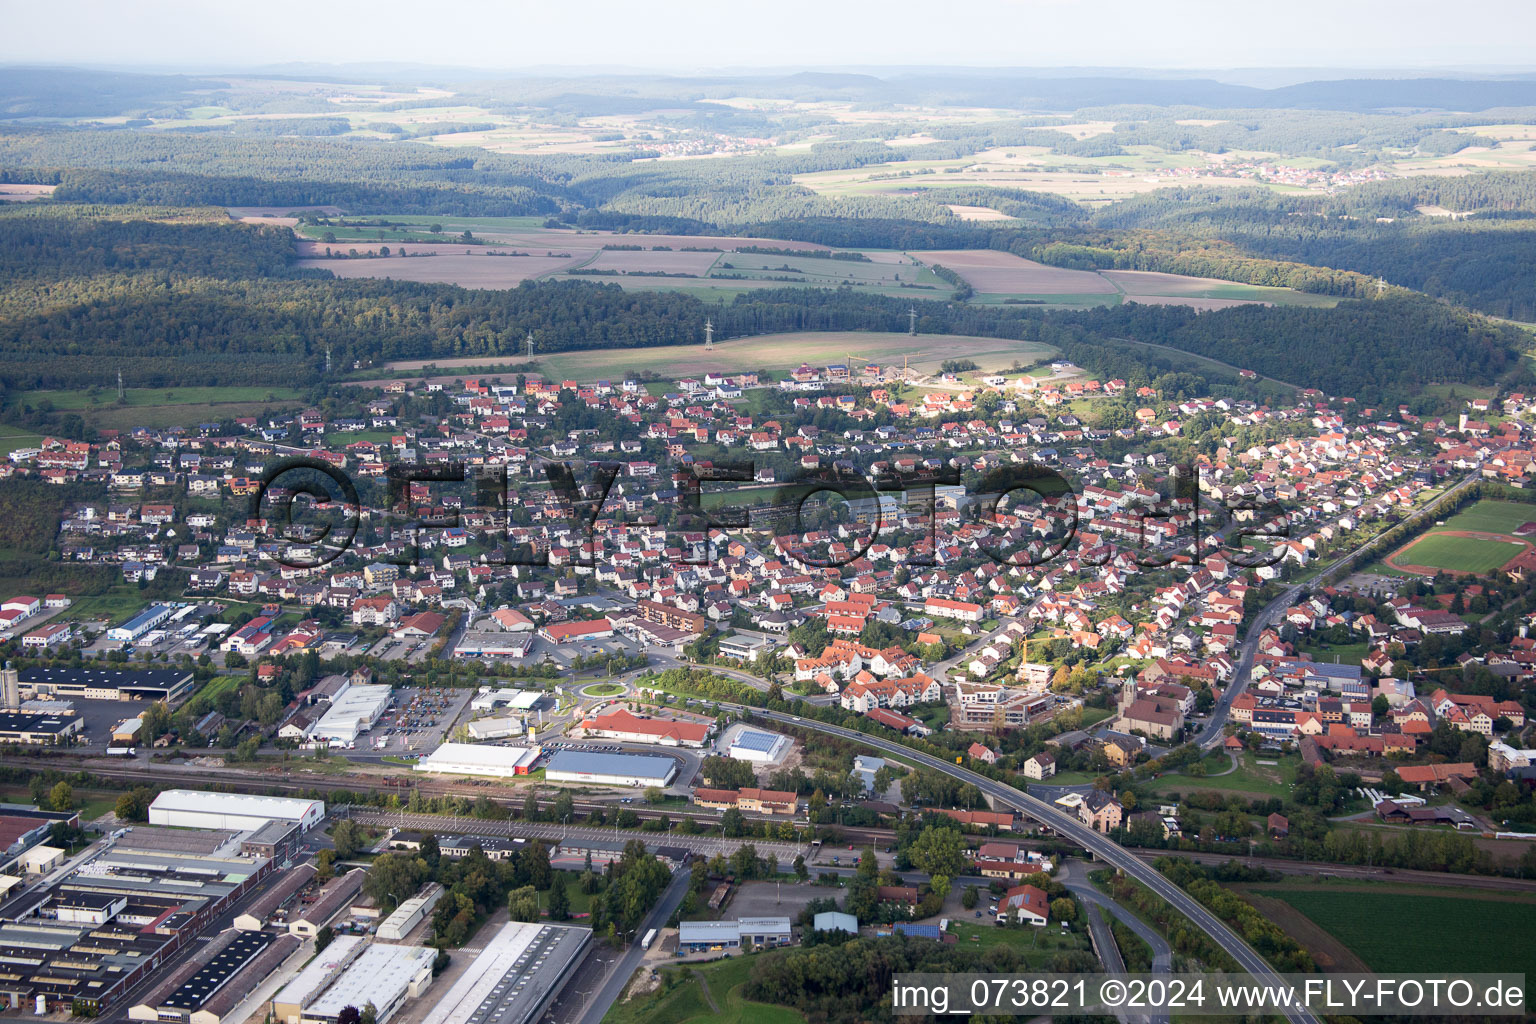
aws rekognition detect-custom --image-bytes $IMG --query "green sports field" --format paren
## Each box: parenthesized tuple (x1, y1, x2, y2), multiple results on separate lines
(1392, 533, 1525, 573)
(1442, 499, 1536, 536)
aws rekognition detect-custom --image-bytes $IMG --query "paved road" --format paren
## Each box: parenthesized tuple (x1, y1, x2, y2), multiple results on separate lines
(1061, 859, 1172, 1024)
(1194, 468, 1483, 751)
(572, 870, 692, 1024)
(727, 705, 1320, 1024)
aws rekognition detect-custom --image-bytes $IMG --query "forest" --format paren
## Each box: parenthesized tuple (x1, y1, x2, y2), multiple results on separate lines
(0, 205, 1523, 407)
(1085, 180, 1536, 318)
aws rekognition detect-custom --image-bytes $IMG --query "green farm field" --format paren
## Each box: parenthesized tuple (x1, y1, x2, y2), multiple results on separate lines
(2, 386, 308, 431)
(379, 331, 1058, 382)
(4, 385, 306, 413)
(602, 952, 802, 1024)
(1250, 883, 1536, 977)
(0, 424, 43, 457)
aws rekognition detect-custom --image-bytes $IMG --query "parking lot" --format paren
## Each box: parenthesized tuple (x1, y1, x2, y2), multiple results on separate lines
(366, 686, 473, 754)
(69, 698, 160, 751)
(721, 880, 827, 920)
(364, 634, 437, 663)
(522, 633, 643, 670)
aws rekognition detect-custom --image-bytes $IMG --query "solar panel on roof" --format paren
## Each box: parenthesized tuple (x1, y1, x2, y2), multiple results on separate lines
(731, 730, 780, 752)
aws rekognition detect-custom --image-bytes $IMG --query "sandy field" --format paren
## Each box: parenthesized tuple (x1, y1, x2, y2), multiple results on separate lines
(0, 184, 56, 202)
(1099, 269, 1253, 296)
(476, 228, 830, 252)
(944, 204, 1017, 222)
(299, 253, 579, 286)
(228, 204, 342, 218)
(583, 249, 722, 275)
(373, 330, 1059, 382)
(295, 239, 592, 258)
(912, 249, 1116, 294)
(1118, 294, 1271, 311)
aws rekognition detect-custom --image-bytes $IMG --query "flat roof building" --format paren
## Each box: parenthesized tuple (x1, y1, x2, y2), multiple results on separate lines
(311, 684, 392, 745)
(544, 750, 677, 787)
(469, 688, 543, 712)
(454, 632, 534, 660)
(677, 917, 793, 952)
(149, 791, 325, 833)
(378, 884, 443, 943)
(18, 666, 194, 703)
(0, 710, 83, 745)
(465, 715, 524, 741)
(301, 942, 436, 1024)
(271, 936, 365, 1024)
(413, 743, 541, 778)
(726, 728, 788, 763)
(423, 922, 590, 1024)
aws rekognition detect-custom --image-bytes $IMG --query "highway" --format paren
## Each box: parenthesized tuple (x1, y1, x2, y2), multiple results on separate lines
(724, 704, 1321, 1024)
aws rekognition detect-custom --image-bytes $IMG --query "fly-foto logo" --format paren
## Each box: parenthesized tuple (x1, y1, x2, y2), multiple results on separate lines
(249, 456, 1290, 572)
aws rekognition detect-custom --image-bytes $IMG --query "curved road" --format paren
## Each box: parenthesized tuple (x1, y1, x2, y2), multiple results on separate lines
(1194, 468, 1483, 751)
(724, 703, 1320, 1024)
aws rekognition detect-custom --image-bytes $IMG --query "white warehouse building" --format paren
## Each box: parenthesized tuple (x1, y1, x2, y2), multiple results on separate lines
(148, 790, 326, 832)
(301, 942, 436, 1024)
(727, 728, 789, 763)
(311, 684, 393, 745)
(413, 743, 542, 778)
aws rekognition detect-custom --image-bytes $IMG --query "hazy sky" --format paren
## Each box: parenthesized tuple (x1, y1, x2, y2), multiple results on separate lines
(5, 0, 1534, 72)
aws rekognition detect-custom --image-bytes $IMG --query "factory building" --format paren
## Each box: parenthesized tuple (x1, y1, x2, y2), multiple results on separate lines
(2, 845, 277, 1014)
(106, 604, 174, 643)
(0, 709, 83, 745)
(288, 869, 365, 939)
(148, 791, 325, 833)
(424, 922, 591, 1024)
(270, 936, 365, 1024)
(677, 917, 794, 952)
(377, 884, 443, 942)
(16, 666, 194, 702)
(233, 863, 317, 932)
(131, 928, 303, 1024)
(298, 942, 436, 1024)
(812, 911, 859, 934)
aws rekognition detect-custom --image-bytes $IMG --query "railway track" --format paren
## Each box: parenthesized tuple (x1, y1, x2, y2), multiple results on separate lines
(18, 755, 1536, 897)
